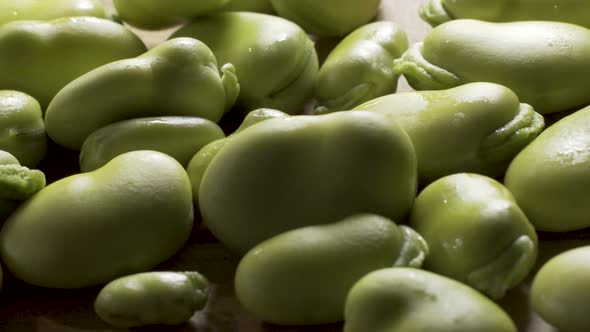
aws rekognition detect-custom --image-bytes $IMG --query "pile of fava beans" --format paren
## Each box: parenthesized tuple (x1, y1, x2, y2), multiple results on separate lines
(2, 0, 590, 331)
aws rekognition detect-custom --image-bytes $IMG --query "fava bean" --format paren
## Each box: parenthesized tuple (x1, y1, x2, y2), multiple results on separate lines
(80, 116, 225, 172)
(356, 82, 543, 185)
(409, 173, 537, 299)
(199, 111, 417, 254)
(45, 38, 239, 150)
(0, 150, 45, 221)
(0, 17, 146, 109)
(0, 0, 107, 25)
(172, 12, 318, 114)
(0, 91, 46, 167)
(420, 0, 590, 28)
(235, 214, 428, 325)
(113, 0, 230, 30)
(394, 19, 590, 114)
(505, 104, 590, 232)
(0, 151, 193, 288)
(531, 246, 590, 332)
(187, 108, 288, 206)
(344, 268, 517, 332)
(270, 0, 380, 37)
(315, 22, 408, 114)
(95, 271, 209, 327)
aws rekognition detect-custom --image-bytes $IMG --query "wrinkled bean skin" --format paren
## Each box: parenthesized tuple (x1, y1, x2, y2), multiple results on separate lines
(0, 151, 193, 289)
(505, 104, 590, 232)
(0, 17, 146, 110)
(235, 214, 428, 325)
(420, 0, 590, 28)
(314, 21, 409, 114)
(80, 116, 225, 171)
(394, 20, 590, 114)
(344, 268, 517, 332)
(409, 173, 538, 299)
(95, 271, 209, 328)
(0, 150, 46, 222)
(172, 12, 318, 115)
(531, 246, 590, 332)
(45, 38, 239, 151)
(199, 111, 417, 254)
(356, 82, 544, 185)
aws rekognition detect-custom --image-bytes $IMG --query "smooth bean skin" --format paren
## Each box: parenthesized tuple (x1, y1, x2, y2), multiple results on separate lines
(505, 105, 590, 232)
(270, 0, 380, 37)
(314, 22, 409, 114)
(80, 116, 225, 172)
(95, 271, 209, 328)
(531, 246, 590, 332)
(0, 91, 46, 168)
(355, 82, 544, 185)
(409, 173, 537, 299)
(199, 111, 417, 254)
(0, 0, 107, 25)
(223, 0, 273, 13)
(172, 12, 318, 115)
(0, 17, 146, 110)
(0, 151, 193, 288)
(187, 108, 288, 206)
(394, 19, 590, 114)
(45, 38, 239, 151)
(0, 150, 46, 222)
(235, 214, 428, 325)
(113, 0, 230, 30)
(420, 0, 590, 28)
(344, 268, 517, 332)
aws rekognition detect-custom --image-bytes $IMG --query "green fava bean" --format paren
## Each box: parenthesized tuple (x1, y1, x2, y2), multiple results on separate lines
(531, 246, 590, 332)
(113, 0, 230, 30)
(344, 268, 517, 332)
(199, 111, 417, 254)
(172, 12, 318, 115)
(45, 37, 239, 151)
(0, 0, 107, 25)
(420, 0, 590, 28)
(0, 150, 46, 222)
(223, 0, 274, 13)
(95, 271, 209, 328)
(235, 214, 427, 325)
(505, 105, 590, 232)
(0, 150, 193, 288)
(355, 82, 544, 185)
(0, 91, 46, 168)
(0, 17, 146, 110)
(314, 21, 409, 115)
(409, 173, 537, 299)
(80, 116, 225, 172)
(394, 19, 590, 114)
(187, 108, 288, 206)
(270, 0, 381, 37)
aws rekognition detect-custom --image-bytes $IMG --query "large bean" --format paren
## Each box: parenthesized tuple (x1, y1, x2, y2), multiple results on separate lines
(394, 19, 590, 114)
(0, 17, 146, 109)
(45, 38, 239, 150)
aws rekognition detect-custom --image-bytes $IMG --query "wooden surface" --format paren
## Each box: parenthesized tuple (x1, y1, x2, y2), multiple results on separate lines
(0, 1, 582, 331)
